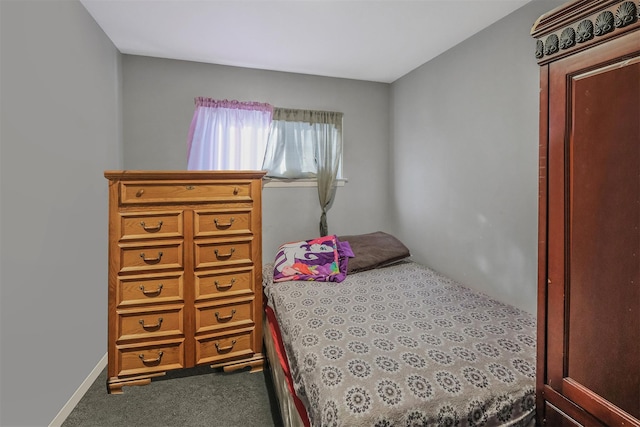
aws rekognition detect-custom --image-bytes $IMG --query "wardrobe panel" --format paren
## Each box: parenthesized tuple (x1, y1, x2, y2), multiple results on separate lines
(567, 58, 640, 420)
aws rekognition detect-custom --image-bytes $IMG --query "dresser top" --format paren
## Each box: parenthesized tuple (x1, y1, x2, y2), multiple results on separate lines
(104, 170, 267, 181)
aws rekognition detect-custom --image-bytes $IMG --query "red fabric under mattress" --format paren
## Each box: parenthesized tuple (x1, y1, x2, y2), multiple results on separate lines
(265, 305, 311, 427)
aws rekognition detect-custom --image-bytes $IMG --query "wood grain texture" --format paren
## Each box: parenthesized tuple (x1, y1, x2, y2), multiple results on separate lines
(105, 170, 265, 393)
(534, 2, 640, 425)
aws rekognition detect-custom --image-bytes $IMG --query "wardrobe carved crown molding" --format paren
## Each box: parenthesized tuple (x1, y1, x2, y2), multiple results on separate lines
(531, 0, 639, 64)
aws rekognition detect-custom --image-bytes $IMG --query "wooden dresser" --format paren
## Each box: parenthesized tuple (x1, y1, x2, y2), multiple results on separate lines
(532, 1, 639, 426)
(104, 170, 266, 393)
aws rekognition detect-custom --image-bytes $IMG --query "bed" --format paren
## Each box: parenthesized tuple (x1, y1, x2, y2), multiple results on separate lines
(263, 232, 537, 427)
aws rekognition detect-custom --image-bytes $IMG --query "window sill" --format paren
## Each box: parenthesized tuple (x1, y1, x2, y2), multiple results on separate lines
(263, 178, 348, 188)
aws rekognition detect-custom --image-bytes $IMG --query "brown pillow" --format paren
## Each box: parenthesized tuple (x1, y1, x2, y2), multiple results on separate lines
(338, 231, 410, 273)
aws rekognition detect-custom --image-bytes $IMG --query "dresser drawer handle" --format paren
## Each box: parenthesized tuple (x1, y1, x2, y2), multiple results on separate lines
(139, 317, 163, 330)
(140, 251, 163, 263)
(215, 310, 236, 322)
(215, 340, 237, 353)
(215, 278, 235, 291)
(214, 217, 235, 229)
(139, 283, 163, 296)
(233, 187, 239, 195)
(135, 189, 145, 198)
(140, 220, 163, 232)
(139, 351, 163, 364)
(214, 248, 235, 259)
(186, 185, 195, 190)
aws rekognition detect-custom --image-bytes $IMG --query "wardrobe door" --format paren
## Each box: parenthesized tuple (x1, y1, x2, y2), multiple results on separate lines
(546, 32, 640, 426)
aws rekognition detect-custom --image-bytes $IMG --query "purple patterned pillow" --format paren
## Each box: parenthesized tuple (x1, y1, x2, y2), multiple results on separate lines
(273, 235, 354, 283)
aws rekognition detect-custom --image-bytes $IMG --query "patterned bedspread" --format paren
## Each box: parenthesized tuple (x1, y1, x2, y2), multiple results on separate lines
(263, 261, 536, 427)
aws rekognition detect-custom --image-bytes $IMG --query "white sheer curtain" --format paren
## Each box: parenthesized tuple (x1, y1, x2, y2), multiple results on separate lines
(187, 97, 273, 170)
(262, 108, 343, 235)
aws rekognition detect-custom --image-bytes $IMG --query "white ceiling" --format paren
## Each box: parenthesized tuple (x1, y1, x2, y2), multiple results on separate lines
(80, 0, 531, 83)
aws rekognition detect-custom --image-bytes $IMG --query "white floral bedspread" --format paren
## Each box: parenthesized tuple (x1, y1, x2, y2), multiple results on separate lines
(263, 261, 536, 427)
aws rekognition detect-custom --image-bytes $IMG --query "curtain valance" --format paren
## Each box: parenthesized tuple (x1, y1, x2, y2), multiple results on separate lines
(272, 108, 343, 131)
(194, 97, 273, 113)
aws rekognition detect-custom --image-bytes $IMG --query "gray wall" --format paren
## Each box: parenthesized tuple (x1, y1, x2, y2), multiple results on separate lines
(390, 0, 563, 314)
(0, 1, 122, 425)
(121, 56, 392, 261)
(0, 0, 563, 424)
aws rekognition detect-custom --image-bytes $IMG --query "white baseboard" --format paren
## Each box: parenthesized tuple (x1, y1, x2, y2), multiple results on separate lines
(49, 353, 108, 427)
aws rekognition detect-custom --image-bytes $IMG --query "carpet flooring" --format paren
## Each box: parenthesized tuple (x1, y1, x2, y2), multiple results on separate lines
(62, 364, 284, 427)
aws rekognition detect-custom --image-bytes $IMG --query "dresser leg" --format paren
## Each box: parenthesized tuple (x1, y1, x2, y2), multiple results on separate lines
(214, 354, 265, 373)
(107, 372, 165, 394)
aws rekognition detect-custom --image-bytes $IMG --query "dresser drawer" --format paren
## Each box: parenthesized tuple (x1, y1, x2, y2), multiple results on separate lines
(117, 341, 184, 377)
(194, 210, 252, 237)
(194, 238, 252, 269)
(195, 329, 255, 365)
(196, 299, 254, 333)
(195, 268, 253, 301)
(117, 307, 183, 342)
(117, 273, 184, 307)
(119, 211, 183, 241)
(120, 181, 252, 204)
(119, 241, 183, 274)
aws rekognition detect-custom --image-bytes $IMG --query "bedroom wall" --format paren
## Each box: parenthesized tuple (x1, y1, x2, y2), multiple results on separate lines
(121, 56, 392, 262)
(390, 0, 564, 315)
(0, 1, 122, 426)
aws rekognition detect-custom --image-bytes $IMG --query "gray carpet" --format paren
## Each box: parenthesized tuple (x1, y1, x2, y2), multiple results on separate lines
(62, 364, 284, 427)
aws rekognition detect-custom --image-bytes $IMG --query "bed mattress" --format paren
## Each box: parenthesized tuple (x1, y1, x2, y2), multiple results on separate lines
(263, 261, 537, 426)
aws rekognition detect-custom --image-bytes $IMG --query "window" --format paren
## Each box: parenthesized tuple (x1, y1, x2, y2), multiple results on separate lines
(262, 108, 343, 181)
(187, 99, 344, 185)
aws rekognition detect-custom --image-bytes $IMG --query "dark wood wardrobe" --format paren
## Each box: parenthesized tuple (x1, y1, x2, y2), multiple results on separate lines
(531, 1, 639, 425)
